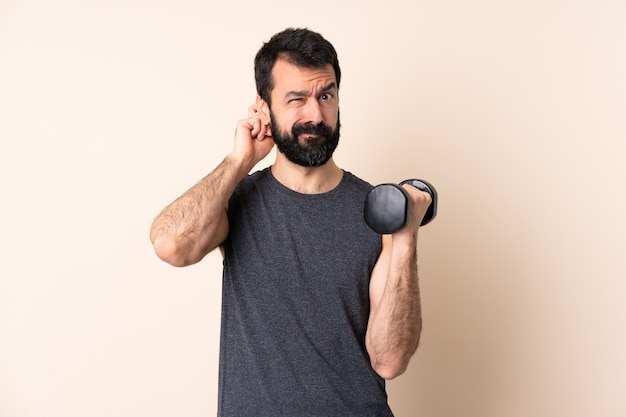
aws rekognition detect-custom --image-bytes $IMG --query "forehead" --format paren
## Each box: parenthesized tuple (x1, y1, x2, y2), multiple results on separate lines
(270, 59, 336, 96)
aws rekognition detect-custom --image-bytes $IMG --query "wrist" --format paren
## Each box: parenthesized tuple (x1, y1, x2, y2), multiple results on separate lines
(224, 152, 255, 178)
(391, 229, 418, 251)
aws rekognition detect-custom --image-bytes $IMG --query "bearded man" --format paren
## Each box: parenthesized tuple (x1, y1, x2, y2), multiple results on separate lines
(150, 28, 431, 417)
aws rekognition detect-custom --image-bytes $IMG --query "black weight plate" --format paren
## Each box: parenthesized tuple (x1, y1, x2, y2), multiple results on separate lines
(364, 184, 410, 234)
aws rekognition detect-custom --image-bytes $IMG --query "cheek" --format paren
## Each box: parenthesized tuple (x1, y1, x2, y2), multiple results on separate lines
(323, 109, 339, 127)
(275, 110, 300, 130)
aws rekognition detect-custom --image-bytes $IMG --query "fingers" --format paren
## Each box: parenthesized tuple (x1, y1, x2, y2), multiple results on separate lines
(229, 99, 277, 168)
(254, 117, 272, 140)
(232, 116, 275, 164)
(403, 185, 432, 210)
(401, 184, 432, 227)
(247, 102, 272, 140)
(246, 116, 270, 141)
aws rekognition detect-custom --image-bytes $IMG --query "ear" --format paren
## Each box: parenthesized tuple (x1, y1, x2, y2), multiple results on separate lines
(255, 95, 271, 126)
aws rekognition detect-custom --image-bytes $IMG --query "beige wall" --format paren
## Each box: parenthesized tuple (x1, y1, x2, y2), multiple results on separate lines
(1, 1, 625, 416)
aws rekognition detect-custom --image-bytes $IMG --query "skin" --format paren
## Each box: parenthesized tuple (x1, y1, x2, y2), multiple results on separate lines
(149, 58, 432, 379)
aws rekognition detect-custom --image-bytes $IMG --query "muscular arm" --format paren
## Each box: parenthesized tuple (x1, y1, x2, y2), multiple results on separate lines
(149, 156, 248, 267)
(150, 104, 273, 267)
(365, 186, 432, 380)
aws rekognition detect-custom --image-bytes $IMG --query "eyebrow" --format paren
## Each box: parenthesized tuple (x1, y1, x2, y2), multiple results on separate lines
(285, 81, 337, 99)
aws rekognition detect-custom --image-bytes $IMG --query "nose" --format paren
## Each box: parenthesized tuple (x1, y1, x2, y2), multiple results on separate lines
(302, 98, 323, 125)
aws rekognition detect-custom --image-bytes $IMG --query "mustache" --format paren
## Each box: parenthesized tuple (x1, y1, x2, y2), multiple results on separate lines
(291, 121, 334, 138)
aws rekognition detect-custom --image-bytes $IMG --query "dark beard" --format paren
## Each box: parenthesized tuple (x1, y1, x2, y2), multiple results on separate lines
(270, 111, 340, 167)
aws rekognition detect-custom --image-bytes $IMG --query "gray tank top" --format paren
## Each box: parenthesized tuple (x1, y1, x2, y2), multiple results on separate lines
(218, 168, 392, 416)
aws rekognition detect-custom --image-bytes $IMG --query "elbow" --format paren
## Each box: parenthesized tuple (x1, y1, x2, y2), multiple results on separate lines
(367, 333, 421, 380)
(368, 332, 421, 380)
(372, 359, 410, 380)
(151, 235, 194, 267)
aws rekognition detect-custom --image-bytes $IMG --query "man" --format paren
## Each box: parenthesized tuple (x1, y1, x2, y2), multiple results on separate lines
(150, 28, 431, 417)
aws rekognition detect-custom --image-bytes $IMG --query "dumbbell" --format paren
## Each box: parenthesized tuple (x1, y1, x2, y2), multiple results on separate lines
(364, 179, 438, 234)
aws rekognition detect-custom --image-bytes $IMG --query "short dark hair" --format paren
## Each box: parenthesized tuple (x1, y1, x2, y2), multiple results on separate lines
(254, 28, 341, 105)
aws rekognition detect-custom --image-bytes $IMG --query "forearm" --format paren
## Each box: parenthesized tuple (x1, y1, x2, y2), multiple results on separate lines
(150, 154, 249, 266)
(366, 234, 422, 379)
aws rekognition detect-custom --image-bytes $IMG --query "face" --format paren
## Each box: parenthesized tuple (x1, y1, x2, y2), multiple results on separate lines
(266, 60, 340, 167)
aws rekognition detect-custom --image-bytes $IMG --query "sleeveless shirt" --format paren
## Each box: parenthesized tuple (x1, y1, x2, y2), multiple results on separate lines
(218, 168, 392, 417)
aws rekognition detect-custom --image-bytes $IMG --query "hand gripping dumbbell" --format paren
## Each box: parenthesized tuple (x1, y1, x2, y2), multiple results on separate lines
(364, 179, 438, 234)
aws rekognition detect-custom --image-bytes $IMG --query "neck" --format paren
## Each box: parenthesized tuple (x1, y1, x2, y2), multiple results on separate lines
(271, 155, 343, 194)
